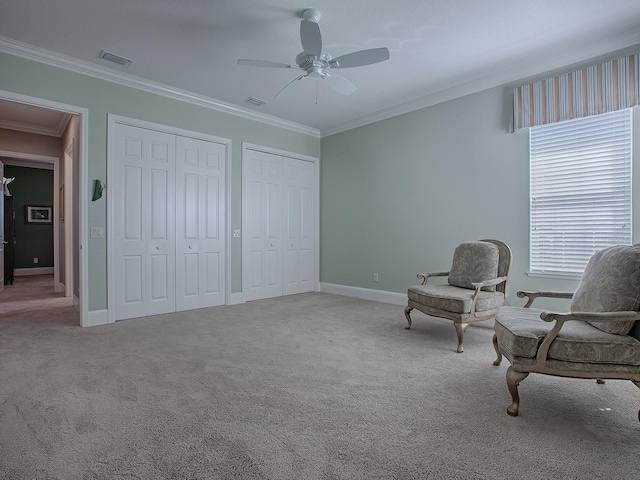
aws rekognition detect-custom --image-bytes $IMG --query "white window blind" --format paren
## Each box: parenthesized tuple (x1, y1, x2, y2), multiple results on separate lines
(530, 109, 632, 276)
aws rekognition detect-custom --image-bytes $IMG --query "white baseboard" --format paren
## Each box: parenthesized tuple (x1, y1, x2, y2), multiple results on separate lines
(228, 292, 244, 305)
(84, 309, 112, 327)
(319, 283, 406, 306)
(14, 267, 54, 276)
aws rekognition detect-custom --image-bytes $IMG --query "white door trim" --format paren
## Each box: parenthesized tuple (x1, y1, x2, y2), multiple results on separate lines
(0, 89, 88, 327)
(63, 140, 74, 298)
(241, 142, 320, 300)
(107, 114, 232, 322)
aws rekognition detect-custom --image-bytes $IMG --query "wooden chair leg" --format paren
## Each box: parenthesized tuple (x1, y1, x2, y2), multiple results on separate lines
(404, 306, 413, 329)
(492, 334, 502, 366)
(506, 366, 529, 417)
(454, 322, 468, 353)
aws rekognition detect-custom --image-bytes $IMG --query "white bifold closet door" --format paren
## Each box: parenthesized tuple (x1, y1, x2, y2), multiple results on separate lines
(282, 157, 315, 296)
(243, 150, 282, 301)
(111, 123, 226, 321)
(112, 124, 176, 320)
(243, 148, 315, 301)
(175, 136, 226, 311)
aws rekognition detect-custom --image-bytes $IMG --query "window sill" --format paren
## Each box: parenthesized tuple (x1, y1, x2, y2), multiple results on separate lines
(525, 271, 581, 281)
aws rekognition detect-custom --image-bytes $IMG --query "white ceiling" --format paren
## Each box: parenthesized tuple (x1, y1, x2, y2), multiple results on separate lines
(1, 0, 640, 136)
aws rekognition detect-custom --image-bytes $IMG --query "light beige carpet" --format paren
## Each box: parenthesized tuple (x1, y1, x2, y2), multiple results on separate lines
(1, 276, 639, 479)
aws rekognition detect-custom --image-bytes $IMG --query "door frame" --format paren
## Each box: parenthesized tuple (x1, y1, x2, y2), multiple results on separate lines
(63, 139, 74, 298)
(0, 152, 60, 288)
(0, 89, 88, 326)
(106, 114, 232, 322)
(241, 142, 320, 300)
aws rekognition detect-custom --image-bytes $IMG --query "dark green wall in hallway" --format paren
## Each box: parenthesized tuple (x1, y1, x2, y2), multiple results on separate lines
(4, 165, 54, 269)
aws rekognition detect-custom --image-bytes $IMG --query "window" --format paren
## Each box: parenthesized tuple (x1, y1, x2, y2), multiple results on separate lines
(529, 109, 632, 277)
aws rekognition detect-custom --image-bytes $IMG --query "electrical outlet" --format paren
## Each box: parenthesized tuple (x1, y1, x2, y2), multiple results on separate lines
(233, 229, 241, 238)
(373, 272, 379, 282)
(33, 257, 38, 264)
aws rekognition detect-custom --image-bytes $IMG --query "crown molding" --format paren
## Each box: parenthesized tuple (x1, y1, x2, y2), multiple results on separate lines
(0, 111, 72, 137)
(321, 30, 640, 137)
(0, 118, 58, 137)
(0, 36, 320, 138)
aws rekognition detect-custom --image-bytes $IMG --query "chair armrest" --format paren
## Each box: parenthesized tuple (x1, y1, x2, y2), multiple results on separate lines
(464, 277, 509, 314)
(517, 291, 574, 308)
(471, 276, 508, 289)
(540, 310, 640, 324)
(533, 310, 640, 364)
(417, 271, 449, 285)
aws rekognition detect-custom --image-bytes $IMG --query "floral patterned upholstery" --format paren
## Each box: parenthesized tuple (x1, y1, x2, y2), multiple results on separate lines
(495, 306, 640, 369)
(571, 244, 640, 335)
(448, 242, 499, 291)
(492, 244, 640, 419)
(408, 284, 504, 315)
(405, 239, 511, 353)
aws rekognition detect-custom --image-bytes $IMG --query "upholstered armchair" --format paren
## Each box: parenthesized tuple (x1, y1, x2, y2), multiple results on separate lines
(405, 239, 512, 353)
(493, 244, 640, 419)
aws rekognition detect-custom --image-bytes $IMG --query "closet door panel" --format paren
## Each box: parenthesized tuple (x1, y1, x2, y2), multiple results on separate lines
(283, 158, 315, 295)
(112, 124, 176, 320)
(176, 136, 226, 311)
(242, 150, 283, 301)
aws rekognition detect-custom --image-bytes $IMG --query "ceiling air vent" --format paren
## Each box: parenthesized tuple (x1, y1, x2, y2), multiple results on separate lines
(245, 97, 267, 106)
(99, 50, 133, 66)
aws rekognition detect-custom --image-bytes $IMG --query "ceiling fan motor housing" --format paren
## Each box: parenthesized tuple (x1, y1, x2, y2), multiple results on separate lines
(302, 9, 322, 24)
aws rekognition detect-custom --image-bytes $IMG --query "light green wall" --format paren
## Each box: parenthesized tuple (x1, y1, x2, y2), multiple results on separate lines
(4, 49, 640, 313)
(0, 51, 320, 310)
(321, 86, 640, 308)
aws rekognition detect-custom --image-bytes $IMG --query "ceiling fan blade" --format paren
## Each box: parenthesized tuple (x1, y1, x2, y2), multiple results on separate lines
(237, 59, 296, 68)
(300, 20, 322, 57)
(330, 47, 390, 68)
(275, 74, 307, 100)
(322, 72, 356, 96)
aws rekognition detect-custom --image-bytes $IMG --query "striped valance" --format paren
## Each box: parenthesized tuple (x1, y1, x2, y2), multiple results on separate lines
(513, 53, 640, 131)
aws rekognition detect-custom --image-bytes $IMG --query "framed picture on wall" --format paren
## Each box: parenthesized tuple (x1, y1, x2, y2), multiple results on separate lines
(25, 205, 52, 224)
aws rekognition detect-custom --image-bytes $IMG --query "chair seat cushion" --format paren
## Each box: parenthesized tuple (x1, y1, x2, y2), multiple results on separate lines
(408, 284, 504, 315)
(495, 306, 640, 366)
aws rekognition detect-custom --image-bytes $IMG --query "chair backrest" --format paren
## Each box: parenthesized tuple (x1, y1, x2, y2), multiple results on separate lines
(448, 241, 501, 291)
(480, 239, 512, 295)
(571, 244, 640, 335)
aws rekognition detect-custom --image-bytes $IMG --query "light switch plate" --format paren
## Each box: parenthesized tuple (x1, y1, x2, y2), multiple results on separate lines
(90, 226, 104, 238)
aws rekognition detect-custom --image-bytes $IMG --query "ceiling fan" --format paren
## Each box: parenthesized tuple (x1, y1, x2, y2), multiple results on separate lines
(237, 9, 390, 100)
